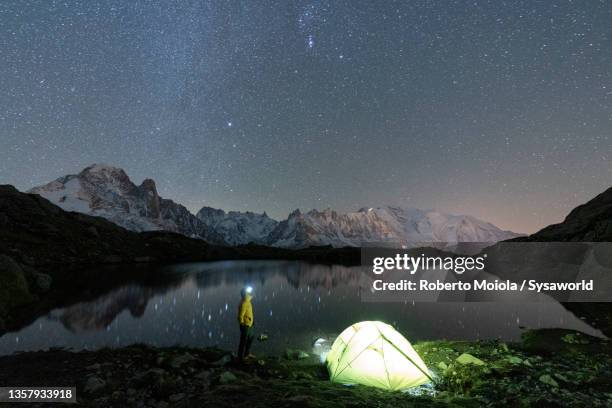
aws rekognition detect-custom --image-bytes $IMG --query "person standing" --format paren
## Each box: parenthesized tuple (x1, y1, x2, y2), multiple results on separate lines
(237, 286, 255, 361)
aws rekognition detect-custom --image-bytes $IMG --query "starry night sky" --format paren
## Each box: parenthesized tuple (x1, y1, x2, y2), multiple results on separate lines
(1, 1, 611, 233)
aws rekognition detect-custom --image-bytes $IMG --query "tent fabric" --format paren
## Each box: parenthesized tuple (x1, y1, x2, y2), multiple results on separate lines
(326, 321, 431, 391)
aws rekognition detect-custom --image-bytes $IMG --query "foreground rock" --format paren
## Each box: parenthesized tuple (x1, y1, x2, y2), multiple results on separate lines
(0, 255, 35, 330)
(0, 330, 609, 407)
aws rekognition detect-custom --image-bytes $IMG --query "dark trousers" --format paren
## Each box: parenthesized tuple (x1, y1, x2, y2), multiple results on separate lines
(238, 325, 254, 360)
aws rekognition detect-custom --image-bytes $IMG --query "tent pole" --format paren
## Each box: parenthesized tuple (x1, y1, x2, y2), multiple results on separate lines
(380, 332, 434, 383)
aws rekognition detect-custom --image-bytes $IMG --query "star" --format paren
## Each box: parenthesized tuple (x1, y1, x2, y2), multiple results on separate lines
(0, 0, 608, 236)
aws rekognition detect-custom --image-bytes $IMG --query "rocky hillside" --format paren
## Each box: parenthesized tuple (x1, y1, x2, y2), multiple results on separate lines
(492, 186, 612, 337)
(0, 185, 227, 267)
(518, 187, 612, 242)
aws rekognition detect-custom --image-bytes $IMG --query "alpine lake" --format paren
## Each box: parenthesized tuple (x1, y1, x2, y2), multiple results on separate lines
(0, 260, 602, 357)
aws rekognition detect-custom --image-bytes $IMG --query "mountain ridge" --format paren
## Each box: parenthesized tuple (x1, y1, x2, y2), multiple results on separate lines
(264, 205, 522, 248)
(195, 206, 278, 246)
(28, 164, 522, 248)
(511, 186, 612, 242)
(28, 164, 226, 245)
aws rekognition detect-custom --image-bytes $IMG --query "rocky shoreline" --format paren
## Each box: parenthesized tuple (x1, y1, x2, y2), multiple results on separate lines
(0, 330, 610, 407)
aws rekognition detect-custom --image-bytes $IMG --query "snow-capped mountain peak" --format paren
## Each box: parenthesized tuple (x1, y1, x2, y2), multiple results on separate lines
(28, 164, 521, 249)
(265, 206, 522, 248)
(196, 207, 278, 245)
(28, 164, 224, 244)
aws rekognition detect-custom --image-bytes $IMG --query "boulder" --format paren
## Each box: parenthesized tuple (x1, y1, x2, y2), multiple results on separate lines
(285, 349, 309, 360)
(31, 272, 52, 292)
(169, 393, 185, 402)
(218, 371, 237, 384)
(195, 370, 211, 383)
(456, 353, 485, 366)
(211, 354, 231, 366)
(505, 356, 523, 365)
(84, 376, 106, 394)
(169, 353, 194, 369)
(0, 254, 34, 316)
(130, 368, 166, 388)
(539, 374, 559, 388)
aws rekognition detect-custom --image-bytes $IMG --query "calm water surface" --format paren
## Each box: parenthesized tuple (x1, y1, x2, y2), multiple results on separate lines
(0, 260, 601, 356)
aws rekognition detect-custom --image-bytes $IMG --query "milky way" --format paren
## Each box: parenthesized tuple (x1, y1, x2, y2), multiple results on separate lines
(1, 1, 611, 233)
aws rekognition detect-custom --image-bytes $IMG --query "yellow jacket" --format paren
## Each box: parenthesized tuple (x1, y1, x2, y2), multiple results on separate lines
(238, 295, 253, 327)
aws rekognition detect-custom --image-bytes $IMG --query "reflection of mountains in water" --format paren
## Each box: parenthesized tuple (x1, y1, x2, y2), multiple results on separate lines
(50, 262, 369, 333)
(50, 285, 154, 332)
(49, 272, 189, 333)
(46, 260, 608, 338)
(185, 261, 371, 291)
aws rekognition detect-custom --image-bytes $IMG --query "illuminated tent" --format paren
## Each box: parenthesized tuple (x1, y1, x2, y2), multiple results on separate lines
(326, 321, 432, 391)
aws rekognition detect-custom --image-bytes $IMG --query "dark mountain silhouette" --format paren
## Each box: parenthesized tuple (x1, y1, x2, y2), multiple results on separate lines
(498, 186, 612, 336)
(513, 187, 612, 242)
